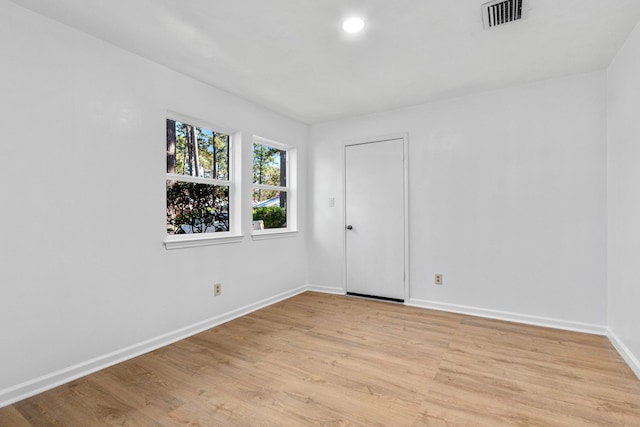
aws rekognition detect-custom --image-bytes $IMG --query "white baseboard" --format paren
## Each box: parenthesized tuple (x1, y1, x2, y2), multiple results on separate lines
(0, 286, 308, 409)
(406, 298, 607, 336)
(607, 329, 640, 380)
(306, 284, 345, 295)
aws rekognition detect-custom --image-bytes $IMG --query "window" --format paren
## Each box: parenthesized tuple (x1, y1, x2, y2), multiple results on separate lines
(166, 119, 231, 237)
(252, 137, 296, 234)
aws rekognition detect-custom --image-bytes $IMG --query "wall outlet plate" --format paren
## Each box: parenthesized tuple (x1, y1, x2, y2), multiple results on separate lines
(435, 274, 443, 285)
(214, 283, 222, 296)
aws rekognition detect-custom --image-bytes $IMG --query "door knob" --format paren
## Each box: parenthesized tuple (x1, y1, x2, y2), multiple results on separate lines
(346, 225, 353, 230)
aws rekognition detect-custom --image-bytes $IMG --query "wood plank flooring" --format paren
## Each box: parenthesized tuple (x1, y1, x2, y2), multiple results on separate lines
(2, 291, 640, 426)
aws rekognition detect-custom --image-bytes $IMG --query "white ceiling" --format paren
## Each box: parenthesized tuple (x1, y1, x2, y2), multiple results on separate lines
(9, 0, 640, 123)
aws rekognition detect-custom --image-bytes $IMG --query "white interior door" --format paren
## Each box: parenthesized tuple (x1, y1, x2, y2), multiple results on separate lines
(345, 138, 405, 300)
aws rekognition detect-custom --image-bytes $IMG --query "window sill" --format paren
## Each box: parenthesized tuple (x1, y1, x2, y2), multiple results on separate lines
(164, 233, 244, 250)
(251, 229, 298, 241)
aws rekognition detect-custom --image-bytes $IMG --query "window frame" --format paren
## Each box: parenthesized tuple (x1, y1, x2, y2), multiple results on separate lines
(164, 113, 243, 250)
(252, 135, 298, 239)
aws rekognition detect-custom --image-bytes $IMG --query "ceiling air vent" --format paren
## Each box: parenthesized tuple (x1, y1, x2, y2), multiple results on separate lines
(482, 0, 527, 29)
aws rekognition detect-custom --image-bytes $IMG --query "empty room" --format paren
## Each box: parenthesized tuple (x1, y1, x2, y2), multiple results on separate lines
(1, 0, 640, 425)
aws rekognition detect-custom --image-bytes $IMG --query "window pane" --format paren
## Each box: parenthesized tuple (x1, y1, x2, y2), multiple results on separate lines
(253, 143, 286, 186)
(253, 190, 287, 229)
(167, 119, 229, 180)
(166, 180, 229, 234)
(214, 133, 230, 180)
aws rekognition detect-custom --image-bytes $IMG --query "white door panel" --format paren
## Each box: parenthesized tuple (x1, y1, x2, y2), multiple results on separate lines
(345, 138, 405, 300)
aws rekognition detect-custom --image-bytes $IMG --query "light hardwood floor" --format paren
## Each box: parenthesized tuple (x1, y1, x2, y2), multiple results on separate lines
(2, 292, 640, 426)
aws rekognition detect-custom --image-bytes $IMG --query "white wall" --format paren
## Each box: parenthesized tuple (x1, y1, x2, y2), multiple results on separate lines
(2, 0, 636, 407)
(607, 20, 640, 375)
(0, 1, 308, 402)
(308, 71, 608, 330)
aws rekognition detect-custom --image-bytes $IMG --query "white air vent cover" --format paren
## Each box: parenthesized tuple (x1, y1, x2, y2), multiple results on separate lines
(482, 0, 527, 29)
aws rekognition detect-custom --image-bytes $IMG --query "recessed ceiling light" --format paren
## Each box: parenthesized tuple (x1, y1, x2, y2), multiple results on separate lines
(342, 17, 365, 33)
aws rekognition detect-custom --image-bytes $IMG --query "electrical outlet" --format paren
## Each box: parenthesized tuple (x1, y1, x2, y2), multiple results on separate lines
(435, 274, 443, 285)
(214, 283, 222, 296)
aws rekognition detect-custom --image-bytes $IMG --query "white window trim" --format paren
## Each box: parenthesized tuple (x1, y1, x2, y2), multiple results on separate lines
(251, 230, 299, 241)
(253, 183, 286, 192)
(165, 233, 244, 250)
(252, 135, 298, 236)
(164, 113, 243, 249)
(166, 173, 230, 186)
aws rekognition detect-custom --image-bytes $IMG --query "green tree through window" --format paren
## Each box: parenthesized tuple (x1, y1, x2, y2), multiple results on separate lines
(166, 119, 230, 235)
(253, 141, 287, 229)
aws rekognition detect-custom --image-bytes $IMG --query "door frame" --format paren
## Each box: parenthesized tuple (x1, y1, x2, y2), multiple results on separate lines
(342, 133, 410, 302)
